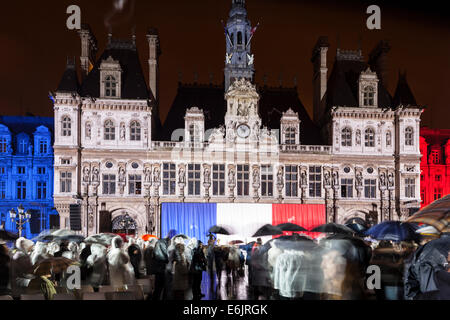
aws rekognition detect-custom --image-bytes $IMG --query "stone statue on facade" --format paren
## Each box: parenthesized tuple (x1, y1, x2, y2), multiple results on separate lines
(83, 166, 90, 183)
(253, 167, 260, 186)
(120, 123, 125, 141)
(380, 172, 386, 187)
(92, 167, 99, 183)
(356, 129, 361, 146)
(277, 167, 284, 187)
(324, 171, 331, 187)
(228, 168, 235, 185)
(388, 172, 394, 188)
(204, 167, 211, 184)
(153, 166, 161, 184)
(144, 167, 152, 184)
(356, 171, 363, 187)
(118, 167, 126, 183)
(300, 170, 307, 186)
(179, 167, 186, 184)
(332, 171, 339, 187)
(86, 122, 91, 139)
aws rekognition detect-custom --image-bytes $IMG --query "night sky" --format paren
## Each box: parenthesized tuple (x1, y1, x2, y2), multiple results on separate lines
(0, 0, 449, 129)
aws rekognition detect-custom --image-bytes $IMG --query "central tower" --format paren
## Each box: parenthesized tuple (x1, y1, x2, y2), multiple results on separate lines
(224, 0, 255, 91)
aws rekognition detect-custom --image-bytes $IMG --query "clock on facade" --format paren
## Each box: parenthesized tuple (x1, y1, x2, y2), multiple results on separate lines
(237, 124, 251, 138)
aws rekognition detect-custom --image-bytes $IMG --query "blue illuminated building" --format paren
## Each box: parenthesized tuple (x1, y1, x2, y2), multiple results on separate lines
(0, 116, 59, 238)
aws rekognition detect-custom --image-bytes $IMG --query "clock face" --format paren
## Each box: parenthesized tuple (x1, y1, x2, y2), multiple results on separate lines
(237, 124, 251, 138)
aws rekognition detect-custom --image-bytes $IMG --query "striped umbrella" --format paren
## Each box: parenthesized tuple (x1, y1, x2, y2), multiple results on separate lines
(407, 194, 450, 233)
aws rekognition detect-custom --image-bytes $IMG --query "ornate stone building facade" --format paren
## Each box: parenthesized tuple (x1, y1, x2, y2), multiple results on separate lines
(52, 0, 423, 236)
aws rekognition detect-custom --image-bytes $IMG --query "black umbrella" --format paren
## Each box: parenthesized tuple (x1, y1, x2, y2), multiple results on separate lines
(345, 223, 368, 234)
(311, 223, 355, 235)
(0, 229, 19, 241)
(208, 225, 231, 235)
(252, 224, 283, 237)
(275, 223, 307, 232)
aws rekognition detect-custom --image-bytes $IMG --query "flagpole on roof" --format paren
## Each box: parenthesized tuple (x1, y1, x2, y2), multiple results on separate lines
(246, 22, 260, 48)
(221, 20, 233, 48)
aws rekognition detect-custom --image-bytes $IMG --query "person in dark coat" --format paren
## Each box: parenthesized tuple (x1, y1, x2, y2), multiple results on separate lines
(127, 240, 142, 279)
(144, 244, 155, 276)
(190, 240, 207, 300)
(0, 242, 11, 295)
(404, 233, 450, 300)
(150, 235, 171, 300)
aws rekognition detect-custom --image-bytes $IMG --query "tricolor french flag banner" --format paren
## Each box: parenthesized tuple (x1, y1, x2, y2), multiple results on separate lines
(161, 203, 325, 244)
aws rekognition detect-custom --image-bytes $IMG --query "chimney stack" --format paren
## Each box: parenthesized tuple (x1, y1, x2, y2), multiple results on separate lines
(146, 28, 161, 104)
(311, 36, 329, 124)
(78, 24, 97, 80)
(368, 40, 391, 88)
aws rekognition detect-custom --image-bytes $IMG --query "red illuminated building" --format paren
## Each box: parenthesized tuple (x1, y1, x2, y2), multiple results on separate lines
(420, 127, 450, 207)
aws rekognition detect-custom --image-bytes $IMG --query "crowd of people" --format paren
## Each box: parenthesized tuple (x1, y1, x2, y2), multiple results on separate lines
(0, 228, 449, 300)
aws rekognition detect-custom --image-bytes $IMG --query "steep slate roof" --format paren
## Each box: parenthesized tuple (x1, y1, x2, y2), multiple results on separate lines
(0, 116, 54, 137)
(79, 39, 151, 100)
(393, 72, 417, 107)
(57, 61, 80, 93)
(325, 51, 392, 111)
(159, 83, 324, 145)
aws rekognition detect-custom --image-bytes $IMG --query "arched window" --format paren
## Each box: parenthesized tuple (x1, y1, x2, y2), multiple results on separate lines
(237, 32, 242, 45)
(365, 128, 375, 147)
(62, 116, 71, 137)
(18, 139, 28, 154)
(105, 76, 117, 97)
(104, 120, 115, 140)
(285, 127, 296, 145)
(386, 130, 392, 146)
(363, 86, 375, 106)
(341, 127, 352, 147)
(130, 121, 141, 141)
(405, 127, 414, 146)
(0, 137, 7, 153)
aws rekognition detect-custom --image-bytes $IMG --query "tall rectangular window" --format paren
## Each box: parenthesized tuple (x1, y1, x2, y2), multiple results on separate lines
(0, 167, 5, 174)
(37, 182, 47, 199)
(434, 188, 442, 200)
(435, 175, 442, 182)
(261, 165, 273, 197)
(0, 138, 7, 153)
(212, 164, 225, 196)
(309, 166, 322, 197)
(60, 172, 72, 193)
(431, 150, 440, 164)
(188, 164, 201, 196)
(341, 178, 353, 198)
(163, 163, 176, 195)
(38, 167, 46, 175)
(39, 139, 48, 154)
(17, 181, 26, 199)
(102, 174, 116, 195)
(0, 181, 5, 199)
(237, 164, 250, 196)
(17, 166, 26, 174)
(285, 165, 298, 197)
(129, 175, 142, 195)
(405, 178, 415, 198)
(364, 179, 377, 199)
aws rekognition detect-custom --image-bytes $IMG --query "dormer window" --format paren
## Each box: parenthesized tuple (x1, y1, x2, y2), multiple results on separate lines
(130, 121, 141, 141)
(105, 76, 117, 97)
(363, 86, 375, 106)
(341, 127, 352, 147)
(365, 128, 375, 147)
(0, 137, 6, 153)
(19, 139, 28, 154)
(100, 56, 122, 99)
(285, 127, 296, 145)
(358, 68, 379, 107)
(39, 139, 48, 154)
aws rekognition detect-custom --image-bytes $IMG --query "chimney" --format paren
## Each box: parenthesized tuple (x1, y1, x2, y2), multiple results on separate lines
(368, 40, 391, 88)
(78, 24, 98, 80)
(146, 28, 161, 104)
(311, 36, 329, 124)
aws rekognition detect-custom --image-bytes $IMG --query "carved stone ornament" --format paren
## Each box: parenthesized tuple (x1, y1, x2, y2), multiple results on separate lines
(379, 171, 387, 188)
(153, 166, 161, 184)
(118, 166, 126, 183)
(144, 167, 152, 184)
(356, 129, 361, 146)
(178, 166, 186, 184)
(324, 170, 331, 187)
(388, 172, 395, 188)
(83, 166, 90, 183)
(91, 167, 99, 183)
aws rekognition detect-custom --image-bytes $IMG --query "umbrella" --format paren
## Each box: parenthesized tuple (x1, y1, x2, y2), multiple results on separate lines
(229, 240, 244, 245)
(51, 229, 78, 237)
(84, 233, 118, 246)
(275, 223, 307, 232)
(58, 234, 85, 243)
(33, 257, 78, 276)
(141, 234, 158, 241)
(365, 221, 420, 242)
(208, 225, 231, 235)
(407, 194, 450, 233)
(0, 229, 19, 241)
(345, 223, 368, 234)
(252, 224, 283, 237)
(416, 225, 440, 235)
(311, 223, 355, 235)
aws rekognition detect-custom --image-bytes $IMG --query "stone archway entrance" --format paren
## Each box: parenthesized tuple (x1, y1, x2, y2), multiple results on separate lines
(111, 213, 138, 235)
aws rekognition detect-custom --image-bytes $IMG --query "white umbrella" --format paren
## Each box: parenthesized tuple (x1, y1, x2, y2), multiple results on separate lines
(416, 225, 439, 235)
